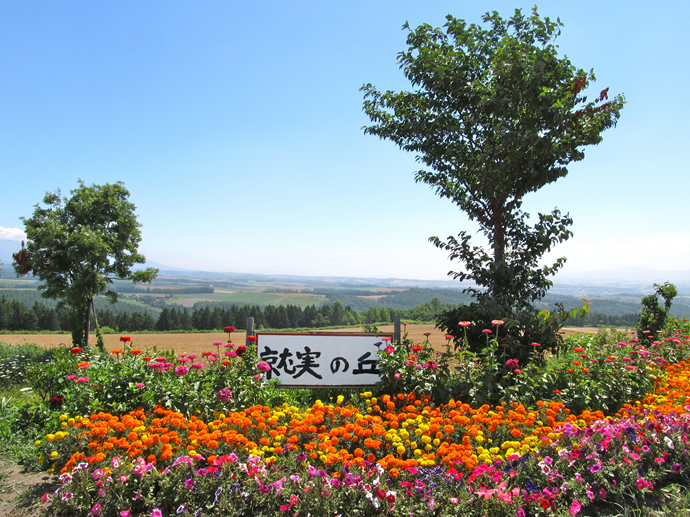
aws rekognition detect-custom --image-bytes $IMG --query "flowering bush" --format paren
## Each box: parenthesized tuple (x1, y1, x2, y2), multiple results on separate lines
(25, 339, 284, 419)
(37, 349, 690, 516)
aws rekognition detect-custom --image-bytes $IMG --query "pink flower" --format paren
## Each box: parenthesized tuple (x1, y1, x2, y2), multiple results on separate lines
(120, 512, 131, 517)
(174, 365, 189, 376)
(191, 362, 204, 370)
(569, 499, 582, 515)
(531, 342, 540, 347)
(491, 320, 504, 326)
(217, 389, 233, 402)
(458, 321, 472, 327)
(75, 376, 89, 383)
(384, 346, 394, 354)
(152, 510, 162, 517)
(482, 329, 492, 334)
(257, 361, 271, 373)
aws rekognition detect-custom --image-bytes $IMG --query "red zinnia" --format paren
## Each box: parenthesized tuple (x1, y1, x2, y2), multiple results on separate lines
(541, 498, 550, 509)
(236, 344, 247, 355)
(247, 336, 257, 342)
(120, 336, 131, 343)
(224, 326, 235, 333)
(70, 347, 82, 354)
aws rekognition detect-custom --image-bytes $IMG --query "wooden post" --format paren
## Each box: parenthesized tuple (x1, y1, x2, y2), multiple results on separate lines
(246, 317, 254, 346)
(394, 316, 401, 345)
(245, 318, 254, 346)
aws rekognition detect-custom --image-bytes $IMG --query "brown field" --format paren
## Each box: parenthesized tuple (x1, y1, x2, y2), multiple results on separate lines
(0, 325, 600, 357)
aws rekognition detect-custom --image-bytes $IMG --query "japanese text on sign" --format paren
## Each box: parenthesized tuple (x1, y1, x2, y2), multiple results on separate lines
(256, 333, 392, 387)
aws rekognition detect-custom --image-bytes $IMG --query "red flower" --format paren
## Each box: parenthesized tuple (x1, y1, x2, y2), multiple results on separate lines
(70, 347, 82, 354)
(541, 498, 550, 509)
(119, 336, 131, 343)
(236, 344, 247, 356)
(224, 326, 235, 333)
(247, 336, 257, 343)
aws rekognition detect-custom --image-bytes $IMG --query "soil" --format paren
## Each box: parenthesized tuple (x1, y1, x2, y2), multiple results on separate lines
(0, 459, 56, 517)
(0, 325, 599, 356)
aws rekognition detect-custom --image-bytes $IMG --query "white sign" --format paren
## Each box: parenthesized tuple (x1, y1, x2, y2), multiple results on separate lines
(256, 332, 392, 387)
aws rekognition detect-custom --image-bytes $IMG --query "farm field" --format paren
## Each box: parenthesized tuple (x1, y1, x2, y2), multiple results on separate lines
(165, 291, 325, 308)
(0, 324, 600, 356)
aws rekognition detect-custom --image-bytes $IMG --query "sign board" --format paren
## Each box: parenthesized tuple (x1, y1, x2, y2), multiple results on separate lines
(256, 332, 392, 387)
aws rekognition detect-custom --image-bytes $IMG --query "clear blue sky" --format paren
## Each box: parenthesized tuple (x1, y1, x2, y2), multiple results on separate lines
(1, 1, 688, 281)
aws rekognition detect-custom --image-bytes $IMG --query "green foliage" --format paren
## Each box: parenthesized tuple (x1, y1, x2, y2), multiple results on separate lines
(505, 333, 656, 414)
(636, 282, 678, 345)
(24, 342, 286, 419)
(374, 331, 452, 400)
(0, 343, 55, 390)
(437, 299, 590, 368)
(13, 180, 158, 346)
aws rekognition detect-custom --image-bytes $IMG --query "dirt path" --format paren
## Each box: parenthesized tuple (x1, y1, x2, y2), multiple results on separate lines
(0, 458, 55, 517)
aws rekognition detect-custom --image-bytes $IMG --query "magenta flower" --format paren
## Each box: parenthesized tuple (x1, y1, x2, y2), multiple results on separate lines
(174, 365, 189, 377)
(217, 389, 233, 402)
(256, 361, 271, 373)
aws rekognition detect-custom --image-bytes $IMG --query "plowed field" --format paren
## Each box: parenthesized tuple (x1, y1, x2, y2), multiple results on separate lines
(0, 325, 598, 356)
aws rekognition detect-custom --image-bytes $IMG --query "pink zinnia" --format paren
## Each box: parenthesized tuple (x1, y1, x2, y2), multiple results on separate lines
(191, 362, 204, 370)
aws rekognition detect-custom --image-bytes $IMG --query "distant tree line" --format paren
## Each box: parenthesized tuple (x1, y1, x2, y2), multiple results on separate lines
(0, 294, 654, 334)
(0, 296, 453, 333)
(565, 311, 639, 327)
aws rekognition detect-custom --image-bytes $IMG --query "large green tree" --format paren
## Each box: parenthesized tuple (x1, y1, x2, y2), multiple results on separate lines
(362, 7, 624, 315)
(13, 181, 158, 346)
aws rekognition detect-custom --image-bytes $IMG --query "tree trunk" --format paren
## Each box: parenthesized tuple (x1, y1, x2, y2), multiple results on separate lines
(84, 298, 91, 347)
(491, 202, 506, 299)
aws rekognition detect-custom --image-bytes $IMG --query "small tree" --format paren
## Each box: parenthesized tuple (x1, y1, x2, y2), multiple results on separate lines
(13, 181, 158, 347)
(362, 8, 623, 359)
(636, 282, 677, 346)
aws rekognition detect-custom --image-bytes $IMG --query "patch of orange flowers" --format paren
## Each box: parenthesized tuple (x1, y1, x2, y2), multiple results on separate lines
(52, 391, 609, 475)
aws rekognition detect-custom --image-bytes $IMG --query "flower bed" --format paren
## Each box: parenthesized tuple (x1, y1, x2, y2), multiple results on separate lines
(18, 321, 690, 515)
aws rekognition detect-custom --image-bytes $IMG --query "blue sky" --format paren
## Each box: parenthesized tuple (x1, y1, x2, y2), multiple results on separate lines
(1, 1, 688, 281)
